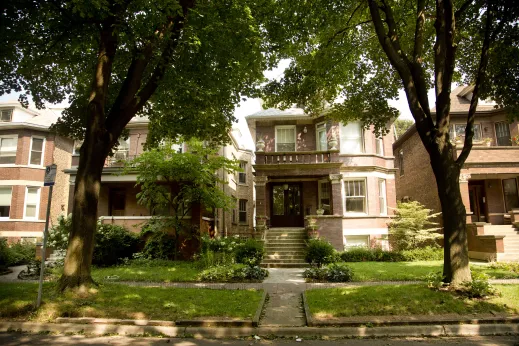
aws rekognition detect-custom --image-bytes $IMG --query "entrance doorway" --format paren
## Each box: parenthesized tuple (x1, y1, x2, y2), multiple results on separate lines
(468, 181, 487, 222)
(271, 183, 303, 227)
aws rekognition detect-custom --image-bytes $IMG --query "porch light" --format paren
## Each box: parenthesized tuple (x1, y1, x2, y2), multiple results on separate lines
(283, 183, 289, 190)
(303, 126, 308, 133)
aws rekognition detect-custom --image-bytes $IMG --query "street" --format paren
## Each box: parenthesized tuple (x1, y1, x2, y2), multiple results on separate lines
(0, 334, 518, 346)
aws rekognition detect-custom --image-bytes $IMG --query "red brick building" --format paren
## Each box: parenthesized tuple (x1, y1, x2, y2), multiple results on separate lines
(247, 107, 397, 251)
(0, 102, 73, 241)
(393, 86, 519, 261)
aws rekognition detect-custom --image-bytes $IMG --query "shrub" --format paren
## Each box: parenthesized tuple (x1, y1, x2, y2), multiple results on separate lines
(399, 247, 443, 261)
(8, 242, 36, 265)
(195, 250, 235, 269)
(488, 261, 519, 274)
(198, 263, 268, 282)
(303, 267, 327, 281)
(325, 262, 354, 282)
(0, 238, 11, 269)
(201, 234, 244, 254)
(461, 273, 497, 298)
(235, 238, 265, 267)
(305, 238, 337, 268)
(425, 271, 445, 290)
(92, 224, 139, 266)
(142, 230, 176, 260)
(388, 201, 442, 251)
(241, 265, 269, 280)
(48, 214, 72, 252)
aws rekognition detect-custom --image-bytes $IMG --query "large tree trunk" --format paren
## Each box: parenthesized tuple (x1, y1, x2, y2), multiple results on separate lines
(429, 147, 471, 286)
(59, 129, 110, 291)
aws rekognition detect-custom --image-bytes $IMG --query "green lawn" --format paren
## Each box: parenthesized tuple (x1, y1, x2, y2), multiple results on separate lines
(306, 284, 519, 318)
(91, 261, 201, 282)
(345, 261, 519, 282)
(0, 282, 262, 322)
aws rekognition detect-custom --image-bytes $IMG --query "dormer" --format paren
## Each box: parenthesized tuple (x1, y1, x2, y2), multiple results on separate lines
(0, 108, 13, 122)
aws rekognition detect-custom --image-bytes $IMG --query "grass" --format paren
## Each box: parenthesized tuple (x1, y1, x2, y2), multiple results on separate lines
(344, 261, 519, 282)
(90, 261, 202, 282)
(306, 284, 519, 318)
(0, 282, 262, 322)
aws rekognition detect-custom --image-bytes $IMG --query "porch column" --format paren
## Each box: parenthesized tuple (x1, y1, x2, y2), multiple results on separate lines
(329, 174, 343, 216)
(460, 173, 472, 224)
(255, 175, 268, 223)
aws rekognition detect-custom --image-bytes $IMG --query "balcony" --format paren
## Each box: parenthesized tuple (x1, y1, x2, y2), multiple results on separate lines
(255, 151, 340, 165)
(104, 153, 137, 168)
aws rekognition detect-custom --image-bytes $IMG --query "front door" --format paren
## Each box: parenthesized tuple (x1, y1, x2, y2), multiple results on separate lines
(271, 184, 303, 227)
(468, 182, 487, 222)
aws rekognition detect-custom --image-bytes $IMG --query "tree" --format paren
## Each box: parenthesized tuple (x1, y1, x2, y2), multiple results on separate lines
(2, 0, 273, 290)
(394, 119, 415, 139)
(388, 201, 442, 251)
(262, 0, 518, 285)
(129, 140, 237, 258)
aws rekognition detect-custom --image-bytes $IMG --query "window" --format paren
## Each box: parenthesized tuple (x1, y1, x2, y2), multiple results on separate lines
(0, 109, 13, 122)
(275, 126, 296, 152)
(376, 137, 384, 156)
(379, 179, 387, 215)
(318, 180, 331, 214)
(239, 199, 247, 223)
(344, 180, 366, 213)
(398, 150, 404, 176)
(114, 138, 130, 160)
(344, 235, 369, 248)
(109, 189, 126, 216)
(450, 123, 482, 141)
(29, 137, 44, 166)
(316, 123, 327, 151)
(24, 187, 40, 219)
(340, 122, 363, 154)
(0, 136, 17, 164)
(495, 122, 511, 146)
(503, 178, 519, 212)
(0, 187, 12, 218)
(238, 161, 247, 184)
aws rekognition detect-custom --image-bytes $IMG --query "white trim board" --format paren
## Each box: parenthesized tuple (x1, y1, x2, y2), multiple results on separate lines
(0, 180, 44, 186)
(340, 171, 396, 179)
(0, 231, 43, 237)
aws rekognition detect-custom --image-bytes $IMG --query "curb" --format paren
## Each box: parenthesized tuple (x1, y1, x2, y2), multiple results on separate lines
(301, 291, 313, 327)
(1, 321, 518, 339)
(252, 290, 268, 327)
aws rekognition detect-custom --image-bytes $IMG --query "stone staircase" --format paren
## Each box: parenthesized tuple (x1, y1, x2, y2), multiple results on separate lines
(261, 227, 308, 268)
(484, 224, 519, 262)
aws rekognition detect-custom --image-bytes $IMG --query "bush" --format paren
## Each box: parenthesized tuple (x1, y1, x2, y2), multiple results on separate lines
(195, 250, 236, 269)
(198, 263, 268, 282)
(201, 234, 244, 254)
(488, 261, 519, 274)
(425, 271, 445, 290)
(142, 230, 176, 260)
(326, 262, 354, 282)
(235, 238, 265, 267)
(92, 224, 139, 266)
(305, 238, 338, 268)
(0, 238, 11, 269)
(339, 246, 442, 262)
(303, 263, 354, 282)
(461, 273, 497, 298)
(48, 214, 72, 252)
(0, 239, 36, 267)
(388, 201, 442, 251)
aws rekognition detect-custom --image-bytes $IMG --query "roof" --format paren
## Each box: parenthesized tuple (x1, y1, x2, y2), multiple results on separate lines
(0, 102, 63, 131)
(432, 85, 497, 114)
(245, 107, 309, 120)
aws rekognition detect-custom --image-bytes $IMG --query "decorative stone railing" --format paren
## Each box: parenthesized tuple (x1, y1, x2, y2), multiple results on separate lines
(256, 151, 338, 165)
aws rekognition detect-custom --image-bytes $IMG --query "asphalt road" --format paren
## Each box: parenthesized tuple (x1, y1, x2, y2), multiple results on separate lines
(0, 334, 518, 346)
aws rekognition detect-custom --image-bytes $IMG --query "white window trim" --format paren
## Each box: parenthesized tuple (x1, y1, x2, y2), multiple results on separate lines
(28, 136, 46, 167)
(0, 134, 18, 166)
(0, 186, 13, 220)
(316, 122, 327, 151)
(376, 137, 384, 156)
(342, 178, 368, 216)
(275, 125, 297, 152)
(339, 122, 365, 154)
(23, 186, 41, 220)
(379, 179, 387, 216)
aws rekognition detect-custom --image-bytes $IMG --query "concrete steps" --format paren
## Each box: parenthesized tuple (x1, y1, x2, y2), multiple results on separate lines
(484, 224, 519, 261)
(261, 227, 308, 268)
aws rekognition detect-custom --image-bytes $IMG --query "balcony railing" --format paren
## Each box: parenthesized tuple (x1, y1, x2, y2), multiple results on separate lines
(104, 154, 137, 167)
(256, 151, 337, 165)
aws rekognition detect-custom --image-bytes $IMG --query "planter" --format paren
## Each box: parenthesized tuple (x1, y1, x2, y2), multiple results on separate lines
(256, 139, 265, 152)
(328, 136, 338, 150)
(316, 209, 325, 216)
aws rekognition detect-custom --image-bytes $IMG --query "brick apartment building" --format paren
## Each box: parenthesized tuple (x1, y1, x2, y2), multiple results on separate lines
(0, 102, 73, 242)
(247, 107, 397, 252)
(65, 117, 255, 238)
(393, 86, 519, 261)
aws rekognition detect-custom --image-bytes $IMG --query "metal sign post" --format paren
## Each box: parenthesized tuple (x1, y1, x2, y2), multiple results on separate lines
(37, 164, 57, 308)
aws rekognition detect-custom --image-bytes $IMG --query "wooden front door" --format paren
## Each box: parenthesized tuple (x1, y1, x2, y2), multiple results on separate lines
(468, 182, 487, 222)
(271, 184, 303, 227)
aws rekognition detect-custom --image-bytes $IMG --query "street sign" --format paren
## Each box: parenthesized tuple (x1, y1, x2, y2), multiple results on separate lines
(44, 164, 57, 186)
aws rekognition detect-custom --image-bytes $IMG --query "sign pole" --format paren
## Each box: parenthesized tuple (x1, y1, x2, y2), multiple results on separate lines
(37, 164, 57, 308)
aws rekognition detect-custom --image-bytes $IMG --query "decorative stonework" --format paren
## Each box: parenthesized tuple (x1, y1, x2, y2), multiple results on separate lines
(255, 176, 268, 186)
(329, 174, 343, 184)
(459, 173, 471, 183)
